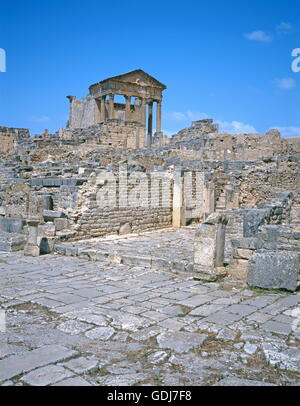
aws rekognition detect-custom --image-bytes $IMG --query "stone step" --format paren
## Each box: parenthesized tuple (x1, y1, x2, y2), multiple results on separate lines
(53, 243, 192, 273)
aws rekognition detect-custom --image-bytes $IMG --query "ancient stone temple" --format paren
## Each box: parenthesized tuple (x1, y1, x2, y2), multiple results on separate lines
(67, 69, 166, 147)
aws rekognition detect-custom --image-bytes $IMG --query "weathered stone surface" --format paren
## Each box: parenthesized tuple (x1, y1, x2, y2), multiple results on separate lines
(62, 356, 98, 373)
(0, 233, 26, 252)
(247, 251, 300, 292)
(262, 343, 300, 372)
(110, 313, 152, 332)
(43, 210, 66, 221)
(0, 345, 77, 382)
(85, 327, 115, 340)
(148, 351, 168, 364)
(157, 331, 207, 353)
(97, 373, 150, 386)
(216, 328, 237, 341)
(21, 365, 73, 386)
(244, 343, 258, 355)
(24, 243, 40, 257)
(193, 213, 228, 281)
(119, 223, 132, 235)
(1, 248, 300, 386)
(0, 218, 25, 234)
(179, 294, 211, 307)
(57, 320, 92, 335)
(262, 320, 292, 336)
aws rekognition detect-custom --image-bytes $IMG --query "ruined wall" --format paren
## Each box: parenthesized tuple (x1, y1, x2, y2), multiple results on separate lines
(114, 99, 142, 122)
(70, 120, 145, 149)
(68, 95, 99, 129)
(71, 171, 173, 239)
(183, 171, 205, 222)
(68, 95, 144, 130)
(0, 126, 30, 154)
(238, 169, 300, 207)
(170, 121, 300, 162)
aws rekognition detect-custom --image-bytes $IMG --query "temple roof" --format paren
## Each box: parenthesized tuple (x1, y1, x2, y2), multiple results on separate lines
(89, 69, 167, 90)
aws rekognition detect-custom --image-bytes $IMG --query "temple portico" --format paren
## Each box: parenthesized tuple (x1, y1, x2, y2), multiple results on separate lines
(67, 70, 166, 147)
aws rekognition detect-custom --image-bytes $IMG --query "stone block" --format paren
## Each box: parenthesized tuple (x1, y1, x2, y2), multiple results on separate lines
(119, 222, 132, 235)
(0, 218, 26, 233)
(227, 259, 248, 280)
(38, 223, 55, 237)
(231, 238, 258, 250)
(234, 248, 254, 260)
(21, 365, 73, 386)
(247, 251, 300, 292)
(24, 243, 40, 257)
(256, 226, 278, 250)
(193, 213, 228, 281)
(54, 218, 68, 231)
(43, 210, 66, 222)
(243, 209, 269, 237)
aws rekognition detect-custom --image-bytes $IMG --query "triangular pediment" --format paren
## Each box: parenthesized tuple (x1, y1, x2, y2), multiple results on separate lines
(91, 70, 166, 89)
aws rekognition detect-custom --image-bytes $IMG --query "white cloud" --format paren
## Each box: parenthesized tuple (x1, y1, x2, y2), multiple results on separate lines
(28, 115, 50, 123)
(168, 111, 208, 121)
(169, 112, 187, 121)
(218, 120, 257, 134)
(168, 111, 257, 134)
(270, 126, 300, 138)
(276, 22, 292, 34)
(245, 30, 272, 42)
(275, 77, 296, 90)
(185, 111, 208, 121)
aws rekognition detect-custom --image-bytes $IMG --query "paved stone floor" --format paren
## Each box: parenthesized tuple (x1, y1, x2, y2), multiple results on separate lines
(54, 226, 195, 273)
(0, 234, 300, 386)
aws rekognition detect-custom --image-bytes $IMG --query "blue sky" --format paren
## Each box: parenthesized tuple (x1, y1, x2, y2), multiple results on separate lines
(0, 0, 299, 137)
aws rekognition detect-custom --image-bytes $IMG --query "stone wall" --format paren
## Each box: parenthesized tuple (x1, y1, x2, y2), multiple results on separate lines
(70, 170, 173, 239)
(0, 126, 30, 154)
(68, 95, 145, 130)
(70, 120, 145, 149)
(68, 95, 99, 129)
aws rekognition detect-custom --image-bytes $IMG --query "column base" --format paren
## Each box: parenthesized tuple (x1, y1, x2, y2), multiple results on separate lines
(193, 265, 227, 282)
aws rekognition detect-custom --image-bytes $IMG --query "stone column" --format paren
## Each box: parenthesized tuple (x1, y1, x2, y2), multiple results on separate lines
(109, 94, 114, 119)
(101, 96, 106, 122)
(172, 168, 185, 228)
(66, 95, 76, 129)
(193, 213, 228, 281)
(147, 101, 153, 147)
(156, 100, 162, 134)
(125, 95, 131, 121)
(140, 98, 146, 125)
(24, 217, 40, 257)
